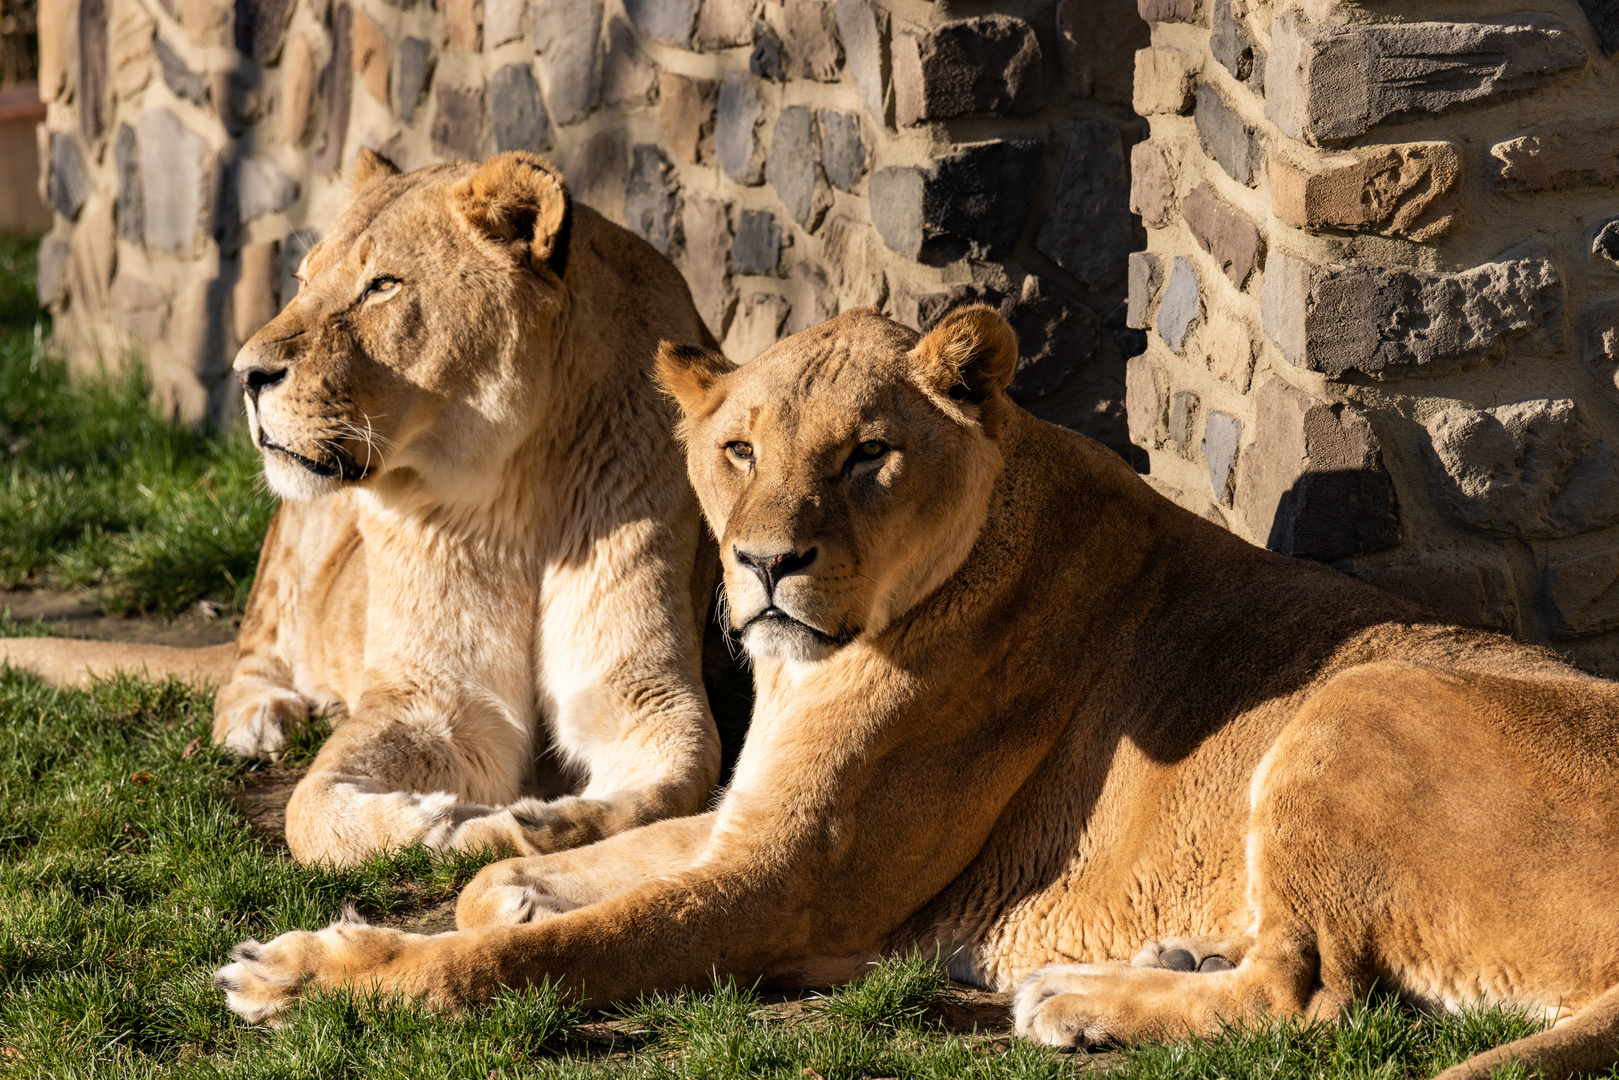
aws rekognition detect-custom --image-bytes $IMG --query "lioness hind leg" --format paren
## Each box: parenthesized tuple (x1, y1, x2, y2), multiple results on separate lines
(1132, 935, 1256, 973)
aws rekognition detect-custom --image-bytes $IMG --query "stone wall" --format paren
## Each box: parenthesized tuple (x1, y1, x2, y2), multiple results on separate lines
(1126, 0, 1619, 671)
(32, 0, 1148, 457)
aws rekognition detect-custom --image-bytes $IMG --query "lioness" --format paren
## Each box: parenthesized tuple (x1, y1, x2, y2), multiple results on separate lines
(214, 306, 1619, 1079)
(2, 150, 723, 867)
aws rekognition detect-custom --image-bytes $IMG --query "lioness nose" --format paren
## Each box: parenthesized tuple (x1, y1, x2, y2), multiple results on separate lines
(237, 365, 288, 400)
(735, 546, 818, 595)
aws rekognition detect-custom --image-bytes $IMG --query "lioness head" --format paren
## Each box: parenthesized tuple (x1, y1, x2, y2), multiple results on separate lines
(234, 150, 572, 501)
(657, 306, 1017, 664)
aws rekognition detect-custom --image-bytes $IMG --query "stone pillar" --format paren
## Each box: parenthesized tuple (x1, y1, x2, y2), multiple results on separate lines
(1127, 0, 1619, 671)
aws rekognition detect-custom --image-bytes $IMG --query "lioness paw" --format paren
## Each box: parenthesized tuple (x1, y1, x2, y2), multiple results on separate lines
(214, 909, 416, 1024)
(214, 691, 309, 760)
(1014, 964, 1118, 1048)
(1131, 935, 1251, 973)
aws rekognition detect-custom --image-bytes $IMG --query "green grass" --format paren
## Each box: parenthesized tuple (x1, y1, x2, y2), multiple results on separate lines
(0, 234, 275, 616)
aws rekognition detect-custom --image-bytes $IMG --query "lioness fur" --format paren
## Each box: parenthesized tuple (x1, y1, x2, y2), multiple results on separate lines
(213, 306, 1619, 1079)
(1, 151, 723, 867)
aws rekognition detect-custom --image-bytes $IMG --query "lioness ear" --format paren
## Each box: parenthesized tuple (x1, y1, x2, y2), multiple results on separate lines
(351, 147, 401, 189)
(452, 152, 572, 277)
(655, 342, 736, 418)
(911, 304, 1019, 406)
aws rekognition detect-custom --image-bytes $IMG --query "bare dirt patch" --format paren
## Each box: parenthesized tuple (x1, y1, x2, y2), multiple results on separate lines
(3, 587, 240, 647)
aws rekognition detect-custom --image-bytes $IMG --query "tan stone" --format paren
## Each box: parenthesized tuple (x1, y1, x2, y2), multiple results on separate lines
(603, 17, 658, 109)
(111, 271, 169, 343)
(784, 261, 835, 335)
(161, 279, 221, 421)
(1132, 46, 1196, 116)
(1492, 117, 1619, 192)
(784, 0, 842, 81)
(657, 72, 716, 165)
(1270, 142, 1461, 242)
(721, 291, 790, 363)
(443, 0, 482, 52)
(352, 11, 389, 104)
(67, 195, 116, 323)
(1203, 311, 1253, 393)
(111, 0, 156, 101)
(283, 32, 318, 145)
(681, 191, 733, 338)
(820, 215, 886, 311)
(1129, 140, 1174, 229)
(38, 0, 71, 102)
(234, 241, 281, 344)
(697, 0, 755, 49)
(180, 0, 229, 46)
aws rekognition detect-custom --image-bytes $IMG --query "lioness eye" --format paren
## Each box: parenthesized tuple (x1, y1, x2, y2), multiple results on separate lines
(726, 441, 754, 462)
(851, 440, 888, 465)
(362, 277, 401, 303)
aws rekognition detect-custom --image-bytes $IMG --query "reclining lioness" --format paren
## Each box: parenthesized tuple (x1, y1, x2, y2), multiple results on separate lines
(2, 150, 723, 866)
(216, 306, 1619, 1080)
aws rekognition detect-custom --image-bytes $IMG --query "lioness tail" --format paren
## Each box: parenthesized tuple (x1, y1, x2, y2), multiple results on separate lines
(0, 638, 237, 688)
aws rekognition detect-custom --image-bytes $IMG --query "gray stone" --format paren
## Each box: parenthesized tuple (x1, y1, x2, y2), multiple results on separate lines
(1550, 547, 1619, 639)
(235, 0, 293, 66)
(1491, 117, 1619, 192)
(155, 37, 206, 104)
(625, 144, 679, 254)
(733, 209, 782, 276)
(1168, 390, 1200, 456)
(1195, 81, 1262, 187)
(784, 0, 842, 81)
(698, 0, 755, 50)
(110, 270, 168, 342)
(1138, 0, 1198, 24)
(490, 65, 551, 151)
(1423, 398, 1619, 539)
(893, 16, 1046, 126)
(602, 17, 658, 108)
(716, 73, 768, 185)
(1576, 0, 1619, 55)
(1261, 251, 1562, 379)
(37, 227, 71, 308)
(1597, 220, 1619, 269)
(750, 21, 784, 80)
(682, 192, 733, 337)
(114, 124, 142, 243)
(1268, 11, 1589, 145)
(624, 0, 697, 47)
(1035, 120, 1132, 289)
(397, 37, 434, 124)
(278, 228, 318, 309)
(1156, 256, 1201, 353)
(486, 0, 526, 48)
(237, 156, 300, 222)
(869, 167, 925, 259)
(882, 139, 1044, 263)
(784, 261, 835, 335)
(1002, 276, 1105, 405)
(1210, 0, 1258, 83)
(431, 84, 486, 160)
(1182, 182, 1261, 288)
(535, 0, 603, 126)
(135, 109, 208, 254)
(765, 106, 830, 230)
(818, 109, 866, 192)
(1202, 410, 1241, 504)
(1359, 553, 1519, 634)
(314, 3, 354, 174)
(1126, 252, 1163, 330)
(834, 0, 886, 123)
(79, 0, 108, 143)
(658, 73, 717, 164)
(48, 134, 90, 220)
(1056, 0, 1148, 103)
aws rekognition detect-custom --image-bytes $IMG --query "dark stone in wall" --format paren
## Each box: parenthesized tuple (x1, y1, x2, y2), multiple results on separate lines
(1596, 219, 1619, 268)
(716, 73, 767, 184)
(398, 37, 435, 124)
(490, 65, 552, 152)
(1210, 0, 1259, 84)
(894, 16, 1046, 126)
(48, 134, 91, 219)
(1035, 120, 1133, 289)
(750, 21, 785, 80)
(1194, 81, 1262, 187)
(156, 38, 207, 105)
(733, 209, 783, 275)
(314, 3, 354, 174)
(80, 0, 108, 143)
(925, 139, 1046, 262)
(1056, 0, 1149, 103)
(115, 125, 143, 243)
(625, 144, 680, 254)
(431, 84, 486, 160)
(766, 106, 827, 229)
(624, 0, 698, 47)
(819, 109, 866, 191)
(1577, 0, 1619, 54)
(1138, 0, 1198, 24)
(235, 0, 293, 66)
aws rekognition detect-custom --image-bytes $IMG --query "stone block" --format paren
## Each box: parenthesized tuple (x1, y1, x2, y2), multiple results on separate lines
(722, 291, 790, 363)
(48, 134, 91, 220)
(1596, 220, 1619, 269)
(733, 210, 783, 276)
(68, 197, 116, 321)
(820, 215, 886, 310)
(314, 4, 354, 175)
(893, 16, 1045, 127)
(485, 0, 526, 48)
(155, 37, 206, 105)
(1057, 0, 1147, 103)
(682, 192, 733, 337)
(136, 109, 208, 253)
(868, 167, 924, 259)
(39, 0, 70, 102)
(834, 0, 887, 123)
(1423, 398, 1619, 539)
(209, 65, 267, 137)
(112, 0, 156, 100)
(891, 282, 993, 333)
(1577, 0, 1619, 55)
(716, 73, 768, 185)
(535, 0, 603, 126)
(1550, 548, 1619, 639)
(1360, 554, 1519, 634)
(111, 270, 169, 342)
(237, 156, 300, 222)
(1491, 117, 1619, 192)
(79, 0, 109, 142)
(1195, 81, 1262, 187)
(490, 65, 551, 151)
(398, 38, 435, 124)
(698, 0, 755, 50)
(766, 106, 830, 230)
(180, 0, 228, 46)
(603, 17, 658, 108)
(1132, 46, 1196, 116)
(1155, 256, 1200, 353)
(625, 144, 679, 255)
(659, 73, 717, 164)
(784, 262, 836, 336)
(278, 228, 318, 309)
(1125, 354, 1170, 449)
(1585, 299, 1619, 402)
(1210, 0, 1259, 84)
(431, 84, 487, 160)
(283, 31, 318, 144)
(784, 0, 842, 80)
(1138, 0, 1197, 24)
(1270, 142, 1460, 242)
(234, 240, 280, 344)
(1036, 121, 1132, 289)
(564, 129, 628, 220)
(352, 9, 389, 103)
(1203, 310, 1253, 392)
(1167, 389, 1200, 457)
(818, 110, 866, 192)
(114, 125, 142, 243)
(1236, 379, 1399, 561)
(1267, 11, 1588, 145)
(1261, 251, 1562, 379)
(443, 0, 480, 51)
(1202, 410, 1241, 504)
(872, 140, 1045, 262)
(37, 226, 71, 308)
(750, 22, 785, 80)
(624, 0, 697, 47)
(161, 275, 229, 420)
(234, 0, 292, 66)
(1129, 140, 1174, 229)
(1181, 183, 1260, 289)
(1126, 252, 1162, 329)
(1002, 276, 1104, 405)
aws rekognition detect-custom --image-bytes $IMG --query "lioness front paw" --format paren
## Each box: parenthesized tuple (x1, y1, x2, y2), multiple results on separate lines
(213, 909, 417, 1023)
(1014, 964, 1119, 1048)
(1131, 935, 1252, 973)
(214, 692, 309, 760)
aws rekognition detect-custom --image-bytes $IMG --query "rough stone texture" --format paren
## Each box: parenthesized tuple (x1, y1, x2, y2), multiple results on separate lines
(1270, 142, 1461, 242)
(716, 73, 767, 185)
(80, 0, 109, 143)
(1596, 220, 1619, 269)
(161, 276, 230, 420)
(750, 21, 785, 80)
(283, 32, 317, 144)
(443, 0, 480, 52)
(1550, 547, 1619, 639)
(114, 125, 142, 243)
(485, 0, 526, 49)
(784, 0, 842, 81)
(1423, 398, 1619, 539)
(1129, 139, 1175, 229)
(1167, 389, 1200, 457)
(603, 17, 659, 109)
(722, 291, 790, 362)
(1138, 0, 1197, 24)
(1003, 276, 1105, 404)
(431, 84, 486, 160)
(625, 144, 680, 255)
(1360, 554, 1520, 634)
(1195, 81, 1262, 187)
(314, 3, 354, 175)
(564, 128, 627, 220)
(1262, 251, 1562, 379)
(1126, 354, 1171, 449)
(111, 0, 156, 100)
(352, 10, 389, 103)
(868, 166, 925, 258)
(536, 0, 604, 126)
(1181, 182, 1260, 288)
(894, 16, 1045, 127)
(1576, 0, 1619, 55)
(1036, 121, 1132, 288)
(490, 65, 551, 152)
(766, 106, 830, 229)
(136, 110, 208, 254)
(234, 240, 280, 344)
(821, 214, 887, 310)
(67, 197, 116, 323)
(1058, 0, 1147, 103)
(1210, 0, 1260, 85)
(37, 228, 72, 308)
(875, 140, 1045, 262)
(278, 228, 318, 309)
(659, 73, 717, 164)
(398, 38, 435, 124)
(1202, 409, 1241, 504)
(834, 0, 887, 123)
(1268, 12, 1589, 145)
(38, 0, 71, 102)
(155, 38, 206, 105)
(682, 192, 733, 336)
(784, 261, 836, 335)
(110, 270, 168, 342)
(237, 156, 300, 222)
(1203, 310, 1253, 392)
(48, 135, 91, 220)
(1491, 117, 1619, 192)
(624, 0, 698, 47)
(1133, 46, 1196, 116)
(697, 0, 755, 50)
(1237, 379, 1400, 561)
(733, 209, 783, 276)
(818, 109, 866, 192)
(179, 0, 229, 47)
(1127, 251, 1163, 330)
(1156, 256, 1201, 353)
(1586, 300, 1619, 400)
(235, 0, 292, 66)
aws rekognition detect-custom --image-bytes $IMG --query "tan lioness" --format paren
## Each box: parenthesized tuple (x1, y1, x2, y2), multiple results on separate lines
(1, 150, 723, 867)
(214, 306, 1619, 1080)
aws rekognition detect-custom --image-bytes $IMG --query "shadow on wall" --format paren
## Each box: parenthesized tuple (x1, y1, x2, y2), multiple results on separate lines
(1265, 467, 1401, 565)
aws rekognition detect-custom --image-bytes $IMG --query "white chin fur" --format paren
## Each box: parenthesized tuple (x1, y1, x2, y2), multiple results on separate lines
(261, 453, 345, 501)
(741, 620, 838, 663)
